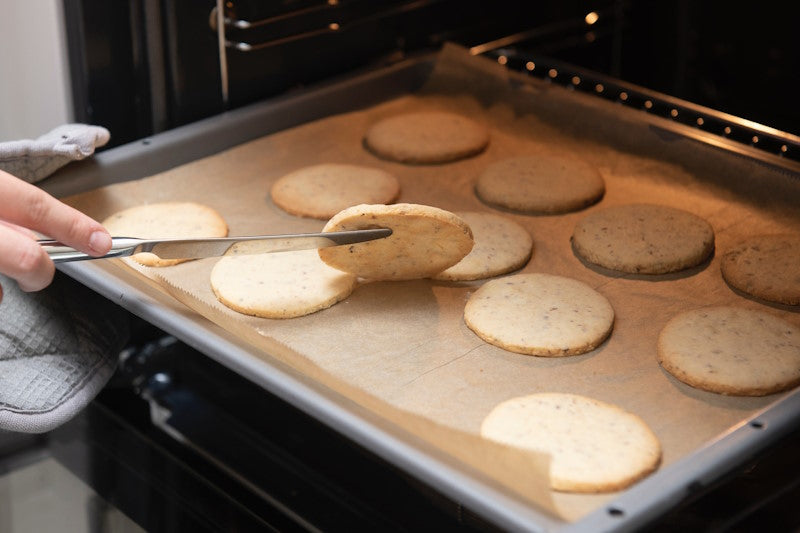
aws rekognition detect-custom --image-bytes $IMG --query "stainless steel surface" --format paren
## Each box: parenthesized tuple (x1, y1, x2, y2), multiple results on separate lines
(40, 228, 392, 263)
(478, 48, 800, 169)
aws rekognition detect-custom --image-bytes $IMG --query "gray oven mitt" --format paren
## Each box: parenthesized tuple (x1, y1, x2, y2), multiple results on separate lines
(0, 124, 110, 183)
(0, 272, 129, 433)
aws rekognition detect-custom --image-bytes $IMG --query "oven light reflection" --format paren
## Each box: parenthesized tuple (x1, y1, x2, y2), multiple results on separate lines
(585, 11, 599, 25)
(329, 22, 340, 30)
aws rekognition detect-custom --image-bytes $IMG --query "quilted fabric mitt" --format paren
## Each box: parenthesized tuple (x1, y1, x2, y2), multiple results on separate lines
(0, 273, 129, 433)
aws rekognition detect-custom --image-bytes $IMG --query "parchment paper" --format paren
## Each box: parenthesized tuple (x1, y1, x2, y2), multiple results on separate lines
(65, 44, 800, 522)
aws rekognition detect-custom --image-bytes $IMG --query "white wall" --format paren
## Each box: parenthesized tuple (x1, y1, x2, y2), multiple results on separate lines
(0, 1, 72, 142)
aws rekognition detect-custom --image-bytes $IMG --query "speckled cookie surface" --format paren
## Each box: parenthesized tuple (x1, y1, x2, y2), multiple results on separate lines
(480, 393, 661, 493)
(102, 202, 228, 267)
(318, 203, 473, 280)
(464, 273, 614, 356)
(433, 211, 532, 281)
(364, 111, 489, 164)
(657, 306, 800, 396)
(475, 155, 605, 214)
(270, 163, 400, 220)
(210, 249, 357, 319)
(571, 204, 715, 274)
(720, 234, 800, 305)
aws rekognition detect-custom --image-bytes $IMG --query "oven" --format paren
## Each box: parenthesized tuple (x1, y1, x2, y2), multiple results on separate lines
(2, 1, 799, 531)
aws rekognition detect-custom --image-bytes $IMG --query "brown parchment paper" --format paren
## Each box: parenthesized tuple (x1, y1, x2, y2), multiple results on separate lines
(64, 44, 800, 522)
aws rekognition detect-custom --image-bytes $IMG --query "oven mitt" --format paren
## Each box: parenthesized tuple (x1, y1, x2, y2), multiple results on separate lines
(0, 272, 129, 433)
(0, 124, 110, 184)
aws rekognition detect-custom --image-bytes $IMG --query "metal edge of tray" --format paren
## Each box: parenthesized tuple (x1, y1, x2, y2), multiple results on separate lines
(51, 51, 800, 532)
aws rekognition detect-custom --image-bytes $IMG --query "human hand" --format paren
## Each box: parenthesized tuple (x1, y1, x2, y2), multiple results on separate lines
(0, 169, 111, 300)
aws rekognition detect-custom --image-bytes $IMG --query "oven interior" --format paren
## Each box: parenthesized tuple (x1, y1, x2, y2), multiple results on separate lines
(1, 1, 799, 531)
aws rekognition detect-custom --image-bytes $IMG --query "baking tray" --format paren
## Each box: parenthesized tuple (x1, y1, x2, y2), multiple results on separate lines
(43, 49, 800, 532)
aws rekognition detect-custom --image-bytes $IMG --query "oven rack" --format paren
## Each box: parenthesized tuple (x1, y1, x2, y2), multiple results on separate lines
(477, 47, 800, 170)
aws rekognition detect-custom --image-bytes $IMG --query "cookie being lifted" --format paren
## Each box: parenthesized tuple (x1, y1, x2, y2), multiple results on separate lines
(658, 306, 800, 396)
(270, 163, 400, 220)
(475, 154, 605, 214)
(318, 203, 473, 280)
(480, 393, 661, 492)
(464, 273, 614, 356)
(572, 203, 715, 274)
(364, 111, 489, 164)
(720, 234, 800, 305)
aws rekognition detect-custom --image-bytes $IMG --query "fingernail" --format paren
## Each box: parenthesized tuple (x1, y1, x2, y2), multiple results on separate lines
(89, 230, 112, 254)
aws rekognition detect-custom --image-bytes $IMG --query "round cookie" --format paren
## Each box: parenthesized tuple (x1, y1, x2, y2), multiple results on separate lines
(318, 203, 473, 281)
(211, 249, 357, 319)
(720, 234, 800, 305)
(102, 202, 228, 267)
(475, 155, 605, 214)
(464, 273, 614, 356)
(571, 203, 715, 274)
(270, 163, 400, 220)
(480, 393, 661, 493)
(433, 211, 533, 281)
(657, 306, 800, 396)
(364, 111, 489, 164)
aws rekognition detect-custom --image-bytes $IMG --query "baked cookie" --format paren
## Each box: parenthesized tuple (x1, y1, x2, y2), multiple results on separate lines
(270, 163, 400, 220)
(720, 234, 800, 305)
(571, 204, 715, 274)
(318, 203, 473, 280)
(433, 211, 532, 281)
(464, 273, 614, 356)
(102, 202, 228, 267)
(210, 249, 357, 319)
(480, 393, 661, 493)
(475, 154, 605, 214)
(658, 306, 800, 396)
(364, 111, 489, 164)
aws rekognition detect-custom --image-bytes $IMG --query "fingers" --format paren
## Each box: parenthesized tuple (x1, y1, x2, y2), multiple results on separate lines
(0, 222, 55, 291)
(0, 169, 111, 256)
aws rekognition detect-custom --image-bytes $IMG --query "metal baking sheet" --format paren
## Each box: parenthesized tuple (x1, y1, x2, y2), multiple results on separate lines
(43, 50, 800, 532)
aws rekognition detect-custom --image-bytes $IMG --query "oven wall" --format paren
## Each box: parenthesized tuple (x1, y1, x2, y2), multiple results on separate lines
(0, 1, 73, 142)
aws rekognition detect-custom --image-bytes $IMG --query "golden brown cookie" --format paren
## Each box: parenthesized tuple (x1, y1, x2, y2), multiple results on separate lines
(364, 111, 489, 164)
(571, 204, 714, 274)
(270, 163, 400, 220)
(480, 393, 662, 493)
(464, 273, 614, 356)
(318, 203, 473, 280)
(433, 211, 532, 281)
(102, 202, 228, 267)
(720, 234, 800, 305)
(475, 155, 605, 214)
(210, 249, 357, 318)
(658, 306, 800, 396)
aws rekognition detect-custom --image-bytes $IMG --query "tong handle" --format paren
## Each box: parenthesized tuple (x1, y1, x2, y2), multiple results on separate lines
(38, 237, 145, 263)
